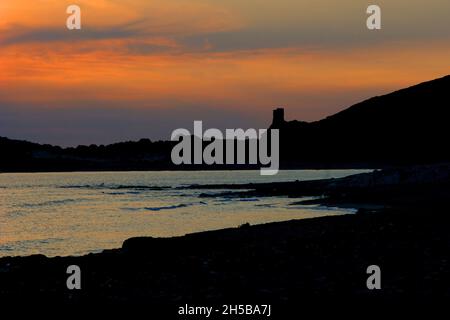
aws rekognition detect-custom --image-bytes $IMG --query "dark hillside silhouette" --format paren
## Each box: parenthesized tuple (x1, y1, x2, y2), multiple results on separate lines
(271, 75, 450, 166)
(1, 75, 449, 171)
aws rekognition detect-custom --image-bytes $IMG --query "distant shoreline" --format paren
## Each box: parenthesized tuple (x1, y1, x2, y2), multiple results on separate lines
(0, 163, 380, 174)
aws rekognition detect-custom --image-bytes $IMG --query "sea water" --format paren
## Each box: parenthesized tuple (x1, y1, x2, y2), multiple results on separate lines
(0, 170, 371, 257)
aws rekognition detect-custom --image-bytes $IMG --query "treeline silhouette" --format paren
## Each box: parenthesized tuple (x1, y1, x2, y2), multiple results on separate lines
(1, 75, 450, 172)
(0, 138, 175, 172)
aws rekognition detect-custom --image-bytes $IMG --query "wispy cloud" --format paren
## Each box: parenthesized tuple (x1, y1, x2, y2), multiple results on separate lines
(1, 0, 450, 145)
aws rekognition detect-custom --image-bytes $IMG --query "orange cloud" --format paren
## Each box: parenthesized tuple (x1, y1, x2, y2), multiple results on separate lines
(1, 0, 450, 125)
(2, 37, 450, 119)
(0, 0, 243, 41)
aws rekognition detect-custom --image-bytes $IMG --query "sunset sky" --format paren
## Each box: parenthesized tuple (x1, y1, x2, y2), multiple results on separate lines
(1, 0, 449, 146)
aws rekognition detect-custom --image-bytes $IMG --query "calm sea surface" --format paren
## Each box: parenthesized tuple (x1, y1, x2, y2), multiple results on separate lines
(0, 170, 371, 257)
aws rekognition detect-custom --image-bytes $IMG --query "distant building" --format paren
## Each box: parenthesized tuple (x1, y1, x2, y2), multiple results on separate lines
(271, 107, 285, 128)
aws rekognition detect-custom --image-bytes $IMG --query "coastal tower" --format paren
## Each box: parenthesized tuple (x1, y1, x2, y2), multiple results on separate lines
(271, 107, 285, 128)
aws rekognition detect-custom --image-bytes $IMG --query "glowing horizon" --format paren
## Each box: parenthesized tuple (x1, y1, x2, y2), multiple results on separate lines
(1, 0, 450, 146)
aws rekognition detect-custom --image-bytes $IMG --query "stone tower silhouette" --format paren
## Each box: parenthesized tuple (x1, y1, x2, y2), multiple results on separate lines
(272, 107, 285, 128)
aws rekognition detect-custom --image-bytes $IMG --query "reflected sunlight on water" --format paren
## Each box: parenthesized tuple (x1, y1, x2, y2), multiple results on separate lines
(0, 170, 371, 257)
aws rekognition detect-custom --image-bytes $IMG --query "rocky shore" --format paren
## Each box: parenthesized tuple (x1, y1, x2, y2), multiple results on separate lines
(187, 163, 450, 209)
(1, 164, 450, 311)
